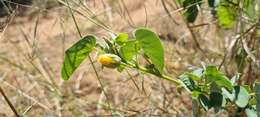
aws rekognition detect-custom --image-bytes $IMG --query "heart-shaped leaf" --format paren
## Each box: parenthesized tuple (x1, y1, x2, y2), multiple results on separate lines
(135, 28, 164, 74)
(234, 86, 250, 108)
(119, 40, 140, 61)
(61, 35, 96, 80)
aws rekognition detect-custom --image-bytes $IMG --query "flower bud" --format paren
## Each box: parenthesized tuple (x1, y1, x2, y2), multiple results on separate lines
(98, 54, 121, 68)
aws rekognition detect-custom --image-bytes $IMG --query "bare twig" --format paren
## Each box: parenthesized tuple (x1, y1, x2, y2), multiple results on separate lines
(64, 0, 115, 116)
(126, 69, 140, 91)
(160, 0, 179, 25)
(2, 81, 50, 110)
(0, 86, 20, 117)
(21, 102, 37, 116)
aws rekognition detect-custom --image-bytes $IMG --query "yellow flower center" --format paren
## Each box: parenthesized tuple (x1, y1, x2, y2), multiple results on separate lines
(97, 54, 121, 68)
(98, 54, 114, 65)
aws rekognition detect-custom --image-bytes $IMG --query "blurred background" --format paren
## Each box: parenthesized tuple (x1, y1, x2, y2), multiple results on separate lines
(0, 0, 259, 116)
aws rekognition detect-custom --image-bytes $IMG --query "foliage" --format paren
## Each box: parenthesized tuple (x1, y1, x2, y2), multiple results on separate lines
(135, 28, 164, 74)
(178, 0, 259, 28)
(60, 0, 259, 116)
(61, 35, 96, 80)
(61, 27, 259, 116)
(179, 66, 259, 116)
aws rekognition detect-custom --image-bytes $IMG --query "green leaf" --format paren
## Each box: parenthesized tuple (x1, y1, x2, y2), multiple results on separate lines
(184, 5, 199, 23)
(61, 35, 96, 80)
(210, 92, 226, 113)
(249, 97, 257, 105)
(208, 0, 215, 7)
(243, 0, 257, 19)
(115, 33, 128, 45)
(216, 5, 237, 28)
(183, 0, 202, 23)
(208, 0, 219, 8)
(234, 86, 250, 108)
(210, 92, 224, 108)
(254, 82, 260, 116)
(179, 74, 196, 92)
(186, 73, 201, 81)
(135, 28, 164, 74)
(243, 85, 251, 93)
(117, 64, 125, 72)
(192, 90, 201, 99)
(119, 40, 139, 61)
(222, 88, 235, 101)
(204, 66, 233, 90)
(245, 106, 257, 117)
(199, 94, 211, 111)
(222, 86, 251, 108)
(185, 68, 204, 81)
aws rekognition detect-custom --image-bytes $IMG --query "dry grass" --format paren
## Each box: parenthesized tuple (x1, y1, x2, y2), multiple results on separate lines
(0, 0, 259, 117)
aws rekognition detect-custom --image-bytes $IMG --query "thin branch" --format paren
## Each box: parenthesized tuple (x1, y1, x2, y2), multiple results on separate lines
(64, 0, 115, 116)
(160, 0, 179, 25)
(0, 86, 20, 117)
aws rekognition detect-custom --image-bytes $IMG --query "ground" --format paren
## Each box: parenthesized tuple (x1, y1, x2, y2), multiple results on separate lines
(0, 0, 258, 117)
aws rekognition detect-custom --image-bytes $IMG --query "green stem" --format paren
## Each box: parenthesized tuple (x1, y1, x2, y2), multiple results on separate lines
(123, 63, 181, 85)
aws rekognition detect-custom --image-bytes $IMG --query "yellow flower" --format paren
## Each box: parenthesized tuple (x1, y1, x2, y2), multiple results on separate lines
(98, 54, 121, 68)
